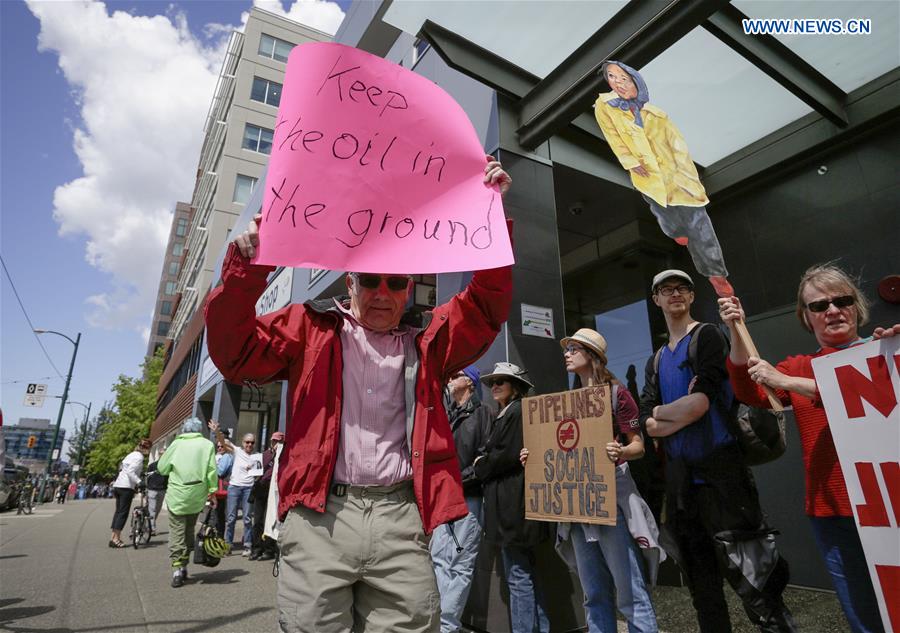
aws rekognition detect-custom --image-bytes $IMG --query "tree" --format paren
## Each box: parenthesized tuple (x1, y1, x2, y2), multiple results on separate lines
(66, 402, 112, 466)
(85, 348, 163, 479)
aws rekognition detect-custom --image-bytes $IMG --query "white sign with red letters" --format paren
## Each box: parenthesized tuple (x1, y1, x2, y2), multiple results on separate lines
(812, 337, 899, 633)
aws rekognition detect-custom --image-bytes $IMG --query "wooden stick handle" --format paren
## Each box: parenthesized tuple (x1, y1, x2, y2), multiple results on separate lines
(732, 319, 784, 411)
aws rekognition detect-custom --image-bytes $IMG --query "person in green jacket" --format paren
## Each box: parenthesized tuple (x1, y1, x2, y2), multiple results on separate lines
(157, 417, 218, 588)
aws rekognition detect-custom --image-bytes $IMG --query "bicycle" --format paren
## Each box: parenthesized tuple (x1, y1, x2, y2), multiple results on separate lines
(130, 485, 152, 549)
(16, 483, 34, 515)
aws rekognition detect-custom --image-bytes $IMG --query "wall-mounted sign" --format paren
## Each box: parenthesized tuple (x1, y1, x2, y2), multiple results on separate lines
(256, 267, 294, 316)
(521, 303, 554, 339)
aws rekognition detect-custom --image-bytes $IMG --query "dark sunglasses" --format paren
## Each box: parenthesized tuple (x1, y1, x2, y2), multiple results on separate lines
(806, 295, 854, 313)
(243, 440, 255, 445)
(487, 378, 509, 387)
(355, 274, 409, 292)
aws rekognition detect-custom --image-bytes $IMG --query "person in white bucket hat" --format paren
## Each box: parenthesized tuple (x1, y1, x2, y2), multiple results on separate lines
(474, 362, 549, 633)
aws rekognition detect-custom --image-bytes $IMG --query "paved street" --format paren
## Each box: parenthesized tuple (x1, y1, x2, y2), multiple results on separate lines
(1, 498, 851, 633)
(1, 499, 278, 633)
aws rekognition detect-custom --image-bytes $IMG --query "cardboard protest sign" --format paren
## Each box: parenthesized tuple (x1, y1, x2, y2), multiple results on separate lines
(522, 385, 616, 525)
(812, 337, 900, 633)
(255, 42, 514, 273)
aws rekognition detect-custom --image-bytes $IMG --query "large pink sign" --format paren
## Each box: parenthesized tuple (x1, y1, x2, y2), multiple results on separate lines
(254, 42, 514, 273)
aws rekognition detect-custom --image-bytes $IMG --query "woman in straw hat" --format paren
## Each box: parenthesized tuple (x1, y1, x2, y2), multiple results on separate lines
(473, 362, 550, 633)
(521, 329, 660, 633)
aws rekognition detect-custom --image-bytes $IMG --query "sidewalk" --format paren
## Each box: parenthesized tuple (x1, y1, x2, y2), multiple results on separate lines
(1, 498, 850, 632)
(1, 498, 278, 633)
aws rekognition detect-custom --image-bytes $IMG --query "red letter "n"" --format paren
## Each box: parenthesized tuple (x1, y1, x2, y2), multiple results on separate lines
(834, 356, 898, 419)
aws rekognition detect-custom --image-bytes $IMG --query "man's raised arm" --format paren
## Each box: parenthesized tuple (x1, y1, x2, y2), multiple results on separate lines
(204, 214, 305, 385)
(438, 158, 514, 374)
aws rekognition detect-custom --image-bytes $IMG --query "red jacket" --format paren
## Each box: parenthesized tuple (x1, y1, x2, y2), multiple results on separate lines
(204, 244, 512, 532)
(728, 352, 850, 518)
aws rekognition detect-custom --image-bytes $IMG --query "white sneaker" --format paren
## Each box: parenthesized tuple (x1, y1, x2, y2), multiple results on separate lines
(241, 548, 251, 557)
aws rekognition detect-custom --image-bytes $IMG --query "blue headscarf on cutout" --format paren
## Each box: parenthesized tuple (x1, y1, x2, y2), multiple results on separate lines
(602, 60, 650, 128)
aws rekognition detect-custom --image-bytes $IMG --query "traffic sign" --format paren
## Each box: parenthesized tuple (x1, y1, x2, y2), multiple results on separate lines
(26, 383, 48, 395)
(24, 394, 46, 407)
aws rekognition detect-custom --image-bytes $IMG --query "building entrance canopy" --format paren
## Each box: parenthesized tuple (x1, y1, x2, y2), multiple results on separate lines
(383, 0, 899, 178)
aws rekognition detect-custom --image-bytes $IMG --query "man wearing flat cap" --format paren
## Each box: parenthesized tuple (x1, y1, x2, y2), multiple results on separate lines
(432, 365, 493, 633)
(249, 431, 285, 561)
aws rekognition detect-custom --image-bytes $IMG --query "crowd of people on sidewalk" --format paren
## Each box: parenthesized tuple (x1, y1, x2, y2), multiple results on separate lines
(93, 155, 895, 633)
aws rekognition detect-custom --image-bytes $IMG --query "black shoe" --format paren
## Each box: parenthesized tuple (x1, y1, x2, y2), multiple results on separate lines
(258, 552, 275, 561)
(171, 572, 185, 588)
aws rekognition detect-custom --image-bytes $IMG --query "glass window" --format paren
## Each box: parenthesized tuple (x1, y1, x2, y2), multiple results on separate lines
(594, 301, 653, 394)
(157, 321, 171, 336)
(274, 39, 293, 63)
(258, 33, 294, 63)
(251, 76, 282, 107)
(242, 123, 274, 154)
(175, 217, 188, 237)
(168, 261, 179, 276)
(233, 174, 258, 205)
(165, 281, 177, 295)
(172, 242, 184, 257)
(160, 300, 173, 316)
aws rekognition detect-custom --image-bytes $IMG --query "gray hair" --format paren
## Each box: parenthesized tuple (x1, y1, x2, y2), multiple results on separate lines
(796, 263, 870, 332)
(180, 417, 204, 434)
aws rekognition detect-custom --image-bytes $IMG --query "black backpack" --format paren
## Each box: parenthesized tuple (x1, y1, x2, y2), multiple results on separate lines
(651, 323, 786, 466)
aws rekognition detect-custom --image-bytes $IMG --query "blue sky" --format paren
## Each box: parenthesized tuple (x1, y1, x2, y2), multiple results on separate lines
(1, 0, 349, 454)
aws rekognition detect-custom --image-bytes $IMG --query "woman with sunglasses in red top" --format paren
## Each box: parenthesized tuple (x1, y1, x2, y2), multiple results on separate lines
(719, 264, 899, 633)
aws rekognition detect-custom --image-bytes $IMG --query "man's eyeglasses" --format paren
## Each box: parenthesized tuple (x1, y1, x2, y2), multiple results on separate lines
(243, 440, 255, 445)
(806, 295, 854, 313)
(487, 378, 509, 387)
(354, 273, 410, 292)
(449, 373, 467, 381)
(656, 284, 693, 296)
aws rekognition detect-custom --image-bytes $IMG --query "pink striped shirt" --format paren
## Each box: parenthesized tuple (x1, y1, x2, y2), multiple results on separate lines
(332, 301, 414, 486)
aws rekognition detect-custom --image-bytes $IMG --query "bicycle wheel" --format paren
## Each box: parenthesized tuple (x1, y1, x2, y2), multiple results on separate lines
(142, 512, 152, 544)
(131, 512, 142, 549)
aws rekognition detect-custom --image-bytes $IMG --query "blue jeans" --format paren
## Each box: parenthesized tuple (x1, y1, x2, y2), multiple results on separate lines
(431, 497, 483, 633)
(809, 516, 884, 633)
(225, 484, 253, 548)
(570, 520, 657, 633)
(501, 545, 550, 633)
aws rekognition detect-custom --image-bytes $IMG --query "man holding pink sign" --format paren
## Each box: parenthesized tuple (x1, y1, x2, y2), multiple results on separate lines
(205, 39, 515, 633)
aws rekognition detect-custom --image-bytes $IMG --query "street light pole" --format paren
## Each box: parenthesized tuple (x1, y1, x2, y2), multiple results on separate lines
(34, 330, 81, 503)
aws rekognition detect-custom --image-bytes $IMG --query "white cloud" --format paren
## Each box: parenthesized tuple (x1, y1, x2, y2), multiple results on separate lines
(204, 0, 345, 40)
(27, 0, 344, 336)
(26, 0, 224, 332)
(252, 0, 345, 36)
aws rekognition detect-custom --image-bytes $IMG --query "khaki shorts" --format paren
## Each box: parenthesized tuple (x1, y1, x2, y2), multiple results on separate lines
(277, 481, 439, 633)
